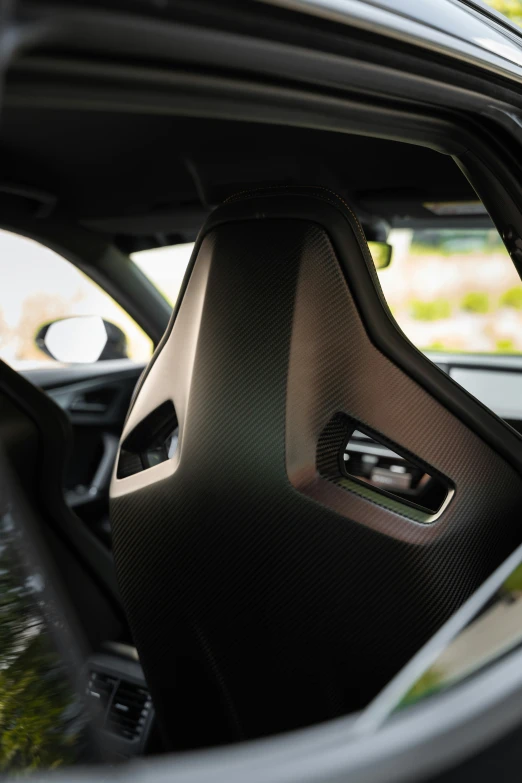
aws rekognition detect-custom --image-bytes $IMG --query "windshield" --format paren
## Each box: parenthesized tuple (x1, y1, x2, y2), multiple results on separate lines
(132, 227, 522, 356)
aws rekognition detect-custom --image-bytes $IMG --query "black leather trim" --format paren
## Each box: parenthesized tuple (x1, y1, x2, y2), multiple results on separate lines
(133, 185, 522, 472)
(199, 185, 522, 473)
(112, 186, 522, 749)
(0, 360, 120, 604)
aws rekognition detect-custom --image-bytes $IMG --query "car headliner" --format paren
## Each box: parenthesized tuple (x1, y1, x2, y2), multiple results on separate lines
(0, 108, 483, 251)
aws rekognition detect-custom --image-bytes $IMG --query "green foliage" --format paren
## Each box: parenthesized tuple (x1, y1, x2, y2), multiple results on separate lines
(410, 299, 451, 321)
(502, 562, 522, 593)
(409, 229, 502, 257)
(409, 241, 452, 257)
(461, 291, 490, 314)
(500, 286, 522, 309)
(484, 0, 522, 25)
(0, 637, 77, 772)
(496, 339, 519, 353)
(0, 517, 81, 773)
(399, 667, 444, 709)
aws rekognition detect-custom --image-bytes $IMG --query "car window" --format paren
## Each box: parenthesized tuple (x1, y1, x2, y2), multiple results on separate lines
(133, 228, 522, 357)
(131, 243, 194, 307)
(482, 0, 522, 27)
(0, 229, 153, 369)
(379, 227, 522, 355)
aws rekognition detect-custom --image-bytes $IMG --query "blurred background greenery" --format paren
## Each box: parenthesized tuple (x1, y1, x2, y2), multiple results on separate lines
(0, 515, 84, 772)
(378, 228, 522, 354)
(484, 0, 522, 26)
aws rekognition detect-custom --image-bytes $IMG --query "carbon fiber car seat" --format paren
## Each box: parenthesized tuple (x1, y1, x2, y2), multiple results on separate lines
(110, 187, 522, 750)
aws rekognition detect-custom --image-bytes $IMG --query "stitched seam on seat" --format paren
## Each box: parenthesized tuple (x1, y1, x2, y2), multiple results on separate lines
(224, 185, 368, 247)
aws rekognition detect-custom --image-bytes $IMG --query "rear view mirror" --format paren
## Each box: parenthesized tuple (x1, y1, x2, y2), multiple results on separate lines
(35, 316, 129, 364)
(368, 241, 393, 270)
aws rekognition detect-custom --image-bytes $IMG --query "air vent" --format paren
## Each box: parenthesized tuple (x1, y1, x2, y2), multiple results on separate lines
(87, 671, 117, 709)
(87, 667, 154, 744)
(107, 681, 152, 741)
(117, 400, 178, 478)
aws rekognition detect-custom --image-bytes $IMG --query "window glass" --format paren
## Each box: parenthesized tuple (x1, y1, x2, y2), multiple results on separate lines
(131, 243, 194, 307)
(133, 230, 522, 357)
(483, 0, 522, 27)
(379, 228, 522, 354)
(0, 229, 153, 369)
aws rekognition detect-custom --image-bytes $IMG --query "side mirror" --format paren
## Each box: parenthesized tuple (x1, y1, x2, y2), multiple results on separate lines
(368, 241, 393, 270)
(35, 316, 129, 364)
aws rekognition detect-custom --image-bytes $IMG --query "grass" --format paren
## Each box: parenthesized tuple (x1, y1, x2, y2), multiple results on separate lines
(410, 299, 451, 321)
(496, 339, 518, 353)
(500, 287, 522, 310)
(461, 292, 490, 314)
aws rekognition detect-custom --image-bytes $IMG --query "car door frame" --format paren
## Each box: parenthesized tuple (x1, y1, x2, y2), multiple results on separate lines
(0, 214, 172, 346)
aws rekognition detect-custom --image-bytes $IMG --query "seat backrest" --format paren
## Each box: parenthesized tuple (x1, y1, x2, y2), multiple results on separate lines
(110, 187, 522, 750)
(0, 359, 120, 644)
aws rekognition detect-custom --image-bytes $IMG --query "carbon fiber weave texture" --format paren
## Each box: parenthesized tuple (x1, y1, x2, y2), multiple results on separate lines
(111, 204, 522, 749)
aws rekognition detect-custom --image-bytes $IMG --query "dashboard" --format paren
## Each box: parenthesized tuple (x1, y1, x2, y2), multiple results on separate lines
(427, 351, 522, 431)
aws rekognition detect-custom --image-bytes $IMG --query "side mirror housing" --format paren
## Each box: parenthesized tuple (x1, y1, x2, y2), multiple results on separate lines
(35, 316, 129, 364)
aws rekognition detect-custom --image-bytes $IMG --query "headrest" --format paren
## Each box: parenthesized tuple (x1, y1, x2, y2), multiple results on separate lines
(111, 186, 522, 751)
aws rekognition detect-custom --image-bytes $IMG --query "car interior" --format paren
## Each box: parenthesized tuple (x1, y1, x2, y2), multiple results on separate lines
(3, 0, 522, 776)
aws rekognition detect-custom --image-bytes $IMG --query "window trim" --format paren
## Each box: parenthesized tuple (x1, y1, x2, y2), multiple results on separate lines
(0, 218, 172, 347)
(451, 0, 522, 43)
